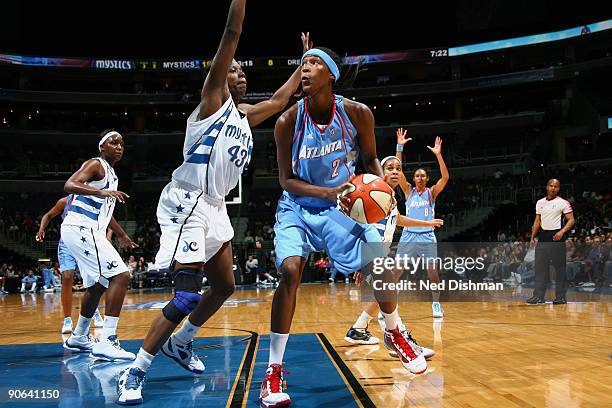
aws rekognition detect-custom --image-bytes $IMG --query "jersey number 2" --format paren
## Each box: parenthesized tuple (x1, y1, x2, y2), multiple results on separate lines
(331, 159, 341, 179)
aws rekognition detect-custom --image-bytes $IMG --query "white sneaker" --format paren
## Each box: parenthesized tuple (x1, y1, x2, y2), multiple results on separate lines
(161, 335, 205, 374)
(61, 317, 73, 334)
(117, 367, 145, 405)
(385, 328, 435, 359)
(260, 364, 290, 408)
(64, 334, 97, 352)
(93, 310, 104, 328)
(383, 328, 427, 374)
(345, 277, 350, 284)
(44, 287, 54, 292)
(432, 302, 444, 318)
(92, 336, 135, 361)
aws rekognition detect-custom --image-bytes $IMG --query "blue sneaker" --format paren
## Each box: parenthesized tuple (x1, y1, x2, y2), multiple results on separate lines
(117, 367, 145, 405)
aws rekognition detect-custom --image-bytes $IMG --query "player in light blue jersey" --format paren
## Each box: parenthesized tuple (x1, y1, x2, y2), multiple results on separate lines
(119, 1, 316, 405)
(346, 156, 442, 361)
(260, 47, 427, 408)
(395, 128, 449, 318)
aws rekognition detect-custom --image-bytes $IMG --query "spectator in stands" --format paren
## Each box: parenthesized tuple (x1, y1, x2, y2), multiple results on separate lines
(20, 269, 38, 293)
(5, 264, 16, 278)
(245, 255, 259, 284)
(243, 230, 255, 248)
(565, 239, 583, 284)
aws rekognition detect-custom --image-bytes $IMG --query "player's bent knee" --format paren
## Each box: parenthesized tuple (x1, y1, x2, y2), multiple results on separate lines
(163, 290, 202, 324)
(162, 268, 205, 323)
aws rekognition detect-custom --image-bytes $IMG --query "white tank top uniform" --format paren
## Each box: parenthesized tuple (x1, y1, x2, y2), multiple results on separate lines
(156, 97, 253, 269)
(61, 157, 128, 288)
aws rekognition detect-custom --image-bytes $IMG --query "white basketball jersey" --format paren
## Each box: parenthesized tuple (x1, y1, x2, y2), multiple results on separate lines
(373, 207, 398, 243)
(172, 97, 253, 200)
(62, 157, 118, 231)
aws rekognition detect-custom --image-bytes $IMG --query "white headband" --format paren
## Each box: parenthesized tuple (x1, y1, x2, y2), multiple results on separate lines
(98, 131, 121, 151)
(381, 156, 401, 167)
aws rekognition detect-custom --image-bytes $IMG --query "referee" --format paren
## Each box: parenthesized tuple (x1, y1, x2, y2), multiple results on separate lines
(527, 179, 575, 304)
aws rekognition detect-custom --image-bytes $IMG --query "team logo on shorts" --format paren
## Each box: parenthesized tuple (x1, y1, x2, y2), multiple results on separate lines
(107, 261, 119, 270)
(183, 241, 199, 252)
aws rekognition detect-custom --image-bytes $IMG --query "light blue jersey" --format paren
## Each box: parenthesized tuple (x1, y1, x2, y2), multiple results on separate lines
(403, 187, 435, 234)
(274, 96, 385, 274)
(399, 187, 437, 259)
(289, 95, 358, 207)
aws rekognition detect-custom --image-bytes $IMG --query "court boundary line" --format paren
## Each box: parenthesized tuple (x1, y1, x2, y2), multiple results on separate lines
(227, 331, 258, 408)
(317, 333, 375, 408)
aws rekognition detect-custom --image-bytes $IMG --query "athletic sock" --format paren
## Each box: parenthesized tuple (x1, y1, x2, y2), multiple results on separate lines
(395, 310, 407, 332)
(269, 332, 289, 366)
(381, 309, 398, 331)
(132, 348, 156, 372)
(101, 316, 119, 340)
(73, 314, 92, 336)
(353, 311, 373, 330)
(174, 318, 200, 344)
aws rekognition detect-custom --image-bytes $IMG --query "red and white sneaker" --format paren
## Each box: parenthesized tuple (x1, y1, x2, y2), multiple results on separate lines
(260, 364, 290, 408)
(384, 327, 427, 374)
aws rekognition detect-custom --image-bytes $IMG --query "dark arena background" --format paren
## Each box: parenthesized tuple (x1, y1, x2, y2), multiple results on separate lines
(1, 2, 611, 407)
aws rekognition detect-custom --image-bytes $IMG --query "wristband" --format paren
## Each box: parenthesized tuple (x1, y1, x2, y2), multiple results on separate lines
(396, 144, 404, 152)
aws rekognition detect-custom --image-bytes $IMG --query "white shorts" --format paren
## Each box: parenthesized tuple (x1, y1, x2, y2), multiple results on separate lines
(155, 181, 234, 269)
(60, 224, 128, 288)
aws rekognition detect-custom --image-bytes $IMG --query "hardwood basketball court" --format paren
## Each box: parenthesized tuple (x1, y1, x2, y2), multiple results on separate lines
(0, 284, 610, 407)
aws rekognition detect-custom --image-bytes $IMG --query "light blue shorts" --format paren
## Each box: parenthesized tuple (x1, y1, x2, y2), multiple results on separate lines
(58, 238, 78, 273)
(398, 230, 438, 260)
(273, 194, 385, 275)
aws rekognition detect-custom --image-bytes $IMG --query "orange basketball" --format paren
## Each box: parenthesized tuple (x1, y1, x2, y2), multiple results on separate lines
(341, 174, 394, 224)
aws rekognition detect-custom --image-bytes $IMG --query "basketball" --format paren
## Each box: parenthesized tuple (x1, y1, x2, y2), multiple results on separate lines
(341, 174, 394, 224)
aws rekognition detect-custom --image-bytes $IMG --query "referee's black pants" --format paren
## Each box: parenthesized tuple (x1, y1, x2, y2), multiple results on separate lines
(533, 230, 566, 299)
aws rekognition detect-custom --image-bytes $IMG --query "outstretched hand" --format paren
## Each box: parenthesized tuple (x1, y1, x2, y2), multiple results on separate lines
(301, 32, 313, 53)
(427, 136, 443, 156)
(119, 235, 139, 250)
(396, 128, 412, 146)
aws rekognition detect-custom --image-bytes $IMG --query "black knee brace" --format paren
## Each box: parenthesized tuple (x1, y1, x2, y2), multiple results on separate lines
(162, 268, 204, 324)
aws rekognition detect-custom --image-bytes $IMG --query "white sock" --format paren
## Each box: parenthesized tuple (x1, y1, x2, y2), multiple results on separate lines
(132, 348, 156, 372)
(93, 309, 102, 319)
(381, 309, 397, 331)
(20, 283, 26, 291)
(353, 311, 373, 330)
(101, 316, 119, 339)
(73, 314, 92, 336)
(396, 310, 407, 332)
(173, 318, 200, 344)
(269, 332, 289, 366)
